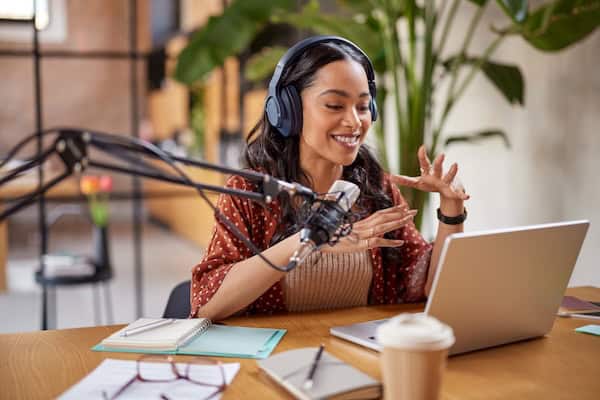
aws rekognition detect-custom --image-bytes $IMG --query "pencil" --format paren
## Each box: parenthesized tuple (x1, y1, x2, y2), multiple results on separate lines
(303, 344, 325, 390)
(120, 319, 174, 337)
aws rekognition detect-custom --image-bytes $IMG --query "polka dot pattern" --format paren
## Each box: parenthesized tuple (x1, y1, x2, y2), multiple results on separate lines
(189, 173, 432, 317)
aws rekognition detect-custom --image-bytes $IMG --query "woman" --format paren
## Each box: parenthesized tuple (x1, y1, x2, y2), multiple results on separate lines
(190, 36, 469, 321)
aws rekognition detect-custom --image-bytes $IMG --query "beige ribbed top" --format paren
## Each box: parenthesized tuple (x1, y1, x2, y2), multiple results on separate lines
(283, 251, 373, 312)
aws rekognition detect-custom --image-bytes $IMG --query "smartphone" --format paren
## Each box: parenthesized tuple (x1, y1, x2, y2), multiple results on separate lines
(569, 311, 600, 320)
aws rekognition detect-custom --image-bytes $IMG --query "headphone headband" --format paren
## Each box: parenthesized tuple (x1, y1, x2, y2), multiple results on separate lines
(265, 35, 378, 137)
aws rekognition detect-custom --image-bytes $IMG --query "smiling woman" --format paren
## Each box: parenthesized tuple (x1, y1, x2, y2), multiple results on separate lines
(189, 36, 470, 321)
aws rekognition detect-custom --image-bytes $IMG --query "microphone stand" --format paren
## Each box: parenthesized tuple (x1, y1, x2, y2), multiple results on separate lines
(0, 127, 317, 272)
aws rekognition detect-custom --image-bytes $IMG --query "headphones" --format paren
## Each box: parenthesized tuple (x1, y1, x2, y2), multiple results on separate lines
(265, 35, 378, 138)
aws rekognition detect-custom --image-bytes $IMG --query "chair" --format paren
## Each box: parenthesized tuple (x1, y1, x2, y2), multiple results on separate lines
(163, 280, 191, 318)
(34, 205, 114, 329)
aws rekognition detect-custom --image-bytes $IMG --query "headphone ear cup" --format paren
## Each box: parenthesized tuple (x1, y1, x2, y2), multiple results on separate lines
(265, 96, 281, 128)
(277, 87, 292, 137)
(278, 85, 302, 137)
(286, 85, 303, 136)
(369, 99, 378, 122)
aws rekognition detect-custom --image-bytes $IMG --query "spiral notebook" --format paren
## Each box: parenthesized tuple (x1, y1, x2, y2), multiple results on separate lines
(258, 347, 381, 400)
(99, 318, 211, 352)
(94, 318, 286, 358)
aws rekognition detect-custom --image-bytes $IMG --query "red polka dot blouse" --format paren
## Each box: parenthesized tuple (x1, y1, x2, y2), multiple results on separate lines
(190, 173, 432, 317)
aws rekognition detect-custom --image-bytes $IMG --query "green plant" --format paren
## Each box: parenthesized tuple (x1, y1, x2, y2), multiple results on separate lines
(175, 0, 599, 228)
(80, 175, 112, 227)
(190, 86, 206, 157)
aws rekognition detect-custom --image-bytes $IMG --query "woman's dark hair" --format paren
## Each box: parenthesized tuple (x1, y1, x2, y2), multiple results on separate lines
(243, 41, 399, 270)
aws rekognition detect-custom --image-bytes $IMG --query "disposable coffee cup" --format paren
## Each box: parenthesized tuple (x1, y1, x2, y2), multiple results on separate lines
(377, 313, 455, 400)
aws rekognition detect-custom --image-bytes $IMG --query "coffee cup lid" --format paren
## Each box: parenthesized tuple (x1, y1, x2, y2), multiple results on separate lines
(376, 313, 455, 351)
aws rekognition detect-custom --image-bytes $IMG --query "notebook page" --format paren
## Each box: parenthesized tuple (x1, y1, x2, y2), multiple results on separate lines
(102, 318, 208, 349)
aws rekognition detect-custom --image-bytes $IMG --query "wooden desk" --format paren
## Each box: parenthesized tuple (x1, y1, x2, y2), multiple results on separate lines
(1, 287, 599, 399)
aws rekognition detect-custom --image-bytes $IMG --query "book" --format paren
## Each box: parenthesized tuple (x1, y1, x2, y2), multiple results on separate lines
(561, 296, 600, 312)
(258, 347, 381, 400)
(558, 296, 600, 317)
(95, 318, 286, 359)
(100, 318, 211, 352)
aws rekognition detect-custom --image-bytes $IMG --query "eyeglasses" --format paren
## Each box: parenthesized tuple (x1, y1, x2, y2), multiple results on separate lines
(102, 355, 227, 400)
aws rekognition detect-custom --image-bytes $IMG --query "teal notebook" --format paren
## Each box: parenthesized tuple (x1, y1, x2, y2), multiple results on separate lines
(92, 318, 286, 359)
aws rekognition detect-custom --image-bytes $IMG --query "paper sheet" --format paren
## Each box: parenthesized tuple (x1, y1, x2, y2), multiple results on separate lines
(575, 324, 600, 336)
(59, 358, 240, 399)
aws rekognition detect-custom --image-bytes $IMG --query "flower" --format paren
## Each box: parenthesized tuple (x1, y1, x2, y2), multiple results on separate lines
(80, 175, 112, 227)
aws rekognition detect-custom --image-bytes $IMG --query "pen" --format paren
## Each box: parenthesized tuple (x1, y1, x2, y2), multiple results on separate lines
(120, 319, 175, 337)
(303, 344, 325, 391)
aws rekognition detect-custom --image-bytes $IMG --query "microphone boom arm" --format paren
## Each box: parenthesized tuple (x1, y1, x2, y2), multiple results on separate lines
(0, 128, 315, 220)
(0, 128, 318, 273)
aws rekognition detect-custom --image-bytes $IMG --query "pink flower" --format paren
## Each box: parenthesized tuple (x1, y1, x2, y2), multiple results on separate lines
(80, 175, 112, 227)
(99, 175, 113, 192)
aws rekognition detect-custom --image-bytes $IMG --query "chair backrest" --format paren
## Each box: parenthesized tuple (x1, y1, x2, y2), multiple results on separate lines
(163, 280, 191, 318)
(42, 204, 112, 281)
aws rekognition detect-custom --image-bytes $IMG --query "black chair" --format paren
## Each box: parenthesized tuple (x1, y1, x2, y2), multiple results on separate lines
(163, 280, 191, 318)
(34, 205, 114, 329)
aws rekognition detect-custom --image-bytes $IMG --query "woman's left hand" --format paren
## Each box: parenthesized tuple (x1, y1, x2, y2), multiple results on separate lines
(390, 145, 470, 201)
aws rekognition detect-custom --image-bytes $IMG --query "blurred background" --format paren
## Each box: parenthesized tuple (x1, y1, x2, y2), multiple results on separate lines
(0, 0, 598, 333)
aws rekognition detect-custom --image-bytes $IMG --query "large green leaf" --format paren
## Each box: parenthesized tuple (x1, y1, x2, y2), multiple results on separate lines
(363, 13, 387, 73)
(466, 0, 489, 6)
(445, 129, 511, 148)
(496, 0, 528, 23)
(479, 60, 524, 105)
(175, 14, 257, 84)
(272, 3, 381, 58)
(237, 0, 288, 20)
(245, 46, 288, 82)
(336, 0, 374, 14)
(174, 0, 295, 84)
(519, 0, 600, 51)
(339, 0, 411, 18)
(443, 56, 524, 105)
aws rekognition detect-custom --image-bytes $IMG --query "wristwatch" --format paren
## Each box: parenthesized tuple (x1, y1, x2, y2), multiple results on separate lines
(437, 207, 467, 225)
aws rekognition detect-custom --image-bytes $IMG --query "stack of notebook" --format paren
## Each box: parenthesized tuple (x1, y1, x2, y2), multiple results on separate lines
(95, 318, 286, 359)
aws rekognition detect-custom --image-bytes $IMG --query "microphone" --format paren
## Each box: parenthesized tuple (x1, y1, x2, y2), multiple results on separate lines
(288, 180, 360, 269)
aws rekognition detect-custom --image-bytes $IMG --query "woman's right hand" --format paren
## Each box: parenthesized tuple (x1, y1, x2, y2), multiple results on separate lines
(321, 204, 417, 253)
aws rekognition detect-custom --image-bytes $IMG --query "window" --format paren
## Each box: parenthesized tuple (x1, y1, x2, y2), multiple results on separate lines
(0, 0, 66, 43)
(0, 0, 50, 30)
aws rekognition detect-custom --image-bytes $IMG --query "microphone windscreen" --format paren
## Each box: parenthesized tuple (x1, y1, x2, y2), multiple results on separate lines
(325, 180, 360, 212)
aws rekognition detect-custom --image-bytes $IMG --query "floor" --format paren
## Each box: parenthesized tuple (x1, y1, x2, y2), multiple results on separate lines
(0, 204, 205, 333)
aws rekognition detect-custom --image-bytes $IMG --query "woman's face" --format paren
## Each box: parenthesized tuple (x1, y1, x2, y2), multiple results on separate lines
(300, 59, 372, 168)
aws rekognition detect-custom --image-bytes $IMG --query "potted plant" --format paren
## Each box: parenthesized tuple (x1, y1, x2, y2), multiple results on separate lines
(174, 0, 599, 228)
(80, 175, 112, 269)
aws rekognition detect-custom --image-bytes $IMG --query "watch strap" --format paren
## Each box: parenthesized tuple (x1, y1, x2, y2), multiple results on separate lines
(437, 207, 467, 225)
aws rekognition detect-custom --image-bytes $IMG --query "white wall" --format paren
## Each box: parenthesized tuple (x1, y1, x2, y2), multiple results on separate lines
(386, 6, 599, 287)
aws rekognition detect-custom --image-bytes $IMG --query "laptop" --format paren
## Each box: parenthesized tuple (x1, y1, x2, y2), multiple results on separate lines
(330, 220, 590, 355)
